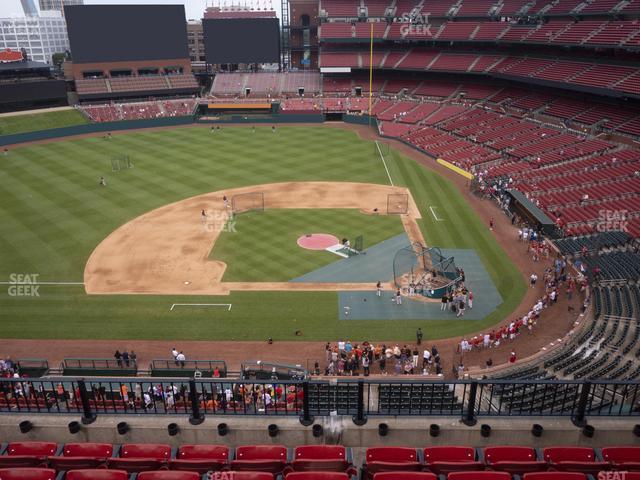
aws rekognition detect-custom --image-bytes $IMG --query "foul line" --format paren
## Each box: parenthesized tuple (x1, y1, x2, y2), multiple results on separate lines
(0, 281, 84, 285)
(170, 303, 232, 311)
(375, 141, 394, 186)
(429, 206, 444, 222)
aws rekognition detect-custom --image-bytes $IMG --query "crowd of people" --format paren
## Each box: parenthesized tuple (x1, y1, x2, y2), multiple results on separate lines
(456, 248, 589, 372)
(323, 340, 445, 377)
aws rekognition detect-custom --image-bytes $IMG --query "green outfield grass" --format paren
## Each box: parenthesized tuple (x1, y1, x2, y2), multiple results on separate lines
(0, 125, 526, 342)
(0, 109, 89, 136)
(211, 209, 404, 281)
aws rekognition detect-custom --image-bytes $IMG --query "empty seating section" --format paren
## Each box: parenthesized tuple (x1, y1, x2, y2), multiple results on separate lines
(211, 72, 321, 96)
(2, 444, 640, 479)
(75, 78, 109, 95)
(317, 47, 640, 95)
(365, 0, 393, 16)
(430, 54, 478, 71)
(321, 51, 360, 67)
(437, 22, 478, 40)
(456, 0, 494, 16)
(321, 0, 359, 16)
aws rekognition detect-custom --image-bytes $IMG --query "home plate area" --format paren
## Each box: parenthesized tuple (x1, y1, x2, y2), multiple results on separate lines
(297, 233, 360, 258)
(293, 234, 502, 321)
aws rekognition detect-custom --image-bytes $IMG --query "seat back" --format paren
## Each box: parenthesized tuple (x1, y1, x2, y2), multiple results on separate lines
(177, 445, 229, 461)
(225, 473, 274, 480)
(0, 468, 56, 480)
(373, 473, 438, 480)
(523, 473, 588, 480)
(137, 472, 200, 480)
(602, 447, 640, 463)
(63, 443, 113, 458)
(424, 446, 475, 463)
(119, 443, 171, 460)
(236, 445, 287, 461)
(485, 447, 538, 463)
(449, 472, 512, 480)
(286, 473, 349, 480)
(366, 447, 418, 463)
(6, 442, 57, 456)
(543, 448, 596, 463)
(66, 471, 129, 480)
(295, 445, 346, 460)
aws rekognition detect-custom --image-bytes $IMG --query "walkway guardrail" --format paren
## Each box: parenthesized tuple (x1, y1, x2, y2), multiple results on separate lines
(0, 378, 637, 426)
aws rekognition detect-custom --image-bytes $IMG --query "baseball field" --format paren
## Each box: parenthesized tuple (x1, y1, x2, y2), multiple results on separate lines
(0, 124, 526, 342)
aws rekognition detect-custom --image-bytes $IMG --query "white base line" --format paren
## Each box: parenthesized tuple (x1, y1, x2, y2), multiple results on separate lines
(170, 303, 232, 311)
(375, 141, 394, 187)
(429, 206, 444, 222)
(0, 281, 84, 285)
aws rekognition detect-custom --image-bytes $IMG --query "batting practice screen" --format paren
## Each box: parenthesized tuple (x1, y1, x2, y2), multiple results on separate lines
(64, 5, 189, 63)
(203, 18, 281, 64)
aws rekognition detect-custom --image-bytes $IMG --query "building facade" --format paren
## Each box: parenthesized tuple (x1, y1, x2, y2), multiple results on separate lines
(187, 21, 205, 63)
(39, 0, 84, 14)
(0, 11, 69, 64)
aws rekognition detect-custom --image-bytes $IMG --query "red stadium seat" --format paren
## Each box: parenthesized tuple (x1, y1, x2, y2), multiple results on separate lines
(48, 442, 113, 470)
(66, 470, 129, 480)
(0, 468, 56, 480)
(374, 472, 438, 480)
(231, 445, 288, 475)
(602, 447, 640, 471)
(484, 447, 547, 475)
(287, 445, 355, 475)
(107, 443, 171, 473)
(225, 473, 274, 480)
(0, 442, 57, 468)
(523, 473, 588, 480)
(543, 447, 608, 474)
(423, 446, 484, 475)
(362, 447, 422, 480)
(169, 444, 229, 473)
(137, 472, 200, 480)
(448, 472, 512, 480)
(285, 473, 350, 480)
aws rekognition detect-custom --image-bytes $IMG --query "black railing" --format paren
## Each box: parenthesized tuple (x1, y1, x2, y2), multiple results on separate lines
(0, 378, 637, 425)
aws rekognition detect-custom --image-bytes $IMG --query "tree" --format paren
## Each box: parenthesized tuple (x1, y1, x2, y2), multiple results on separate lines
(52, 52, 65, 68)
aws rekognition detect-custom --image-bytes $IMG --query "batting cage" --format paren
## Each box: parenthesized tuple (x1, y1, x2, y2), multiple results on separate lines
(392, 243, 461, 298)
(387, 193, 409, 214)
(231, 192, 265, 215)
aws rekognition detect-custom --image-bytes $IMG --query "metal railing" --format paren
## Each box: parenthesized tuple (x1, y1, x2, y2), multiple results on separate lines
(0, 378, 637, 426)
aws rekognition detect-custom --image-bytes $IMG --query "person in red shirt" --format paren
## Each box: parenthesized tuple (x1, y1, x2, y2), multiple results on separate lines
(509, 350, 517, 363)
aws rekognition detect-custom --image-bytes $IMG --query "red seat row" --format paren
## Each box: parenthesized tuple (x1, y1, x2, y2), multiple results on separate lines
(0, 442, 356, 476)
(362, 446, 640, 479)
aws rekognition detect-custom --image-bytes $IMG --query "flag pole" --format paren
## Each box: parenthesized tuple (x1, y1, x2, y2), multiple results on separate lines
(368, 21, 374, 126)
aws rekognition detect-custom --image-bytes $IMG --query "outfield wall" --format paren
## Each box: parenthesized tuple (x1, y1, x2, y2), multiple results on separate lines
(0, 113, 328, 147)
(0, 115, 195, 147)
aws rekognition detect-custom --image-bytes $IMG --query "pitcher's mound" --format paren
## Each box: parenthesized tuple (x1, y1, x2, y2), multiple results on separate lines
(297, 233, 340, 250)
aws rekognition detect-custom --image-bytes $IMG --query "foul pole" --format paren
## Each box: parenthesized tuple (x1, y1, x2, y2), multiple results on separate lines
(368, 21, 374, 125)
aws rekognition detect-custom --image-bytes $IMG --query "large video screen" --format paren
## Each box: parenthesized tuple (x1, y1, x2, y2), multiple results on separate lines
(64, 5, 189, 63)
(203, 18, 280, 64)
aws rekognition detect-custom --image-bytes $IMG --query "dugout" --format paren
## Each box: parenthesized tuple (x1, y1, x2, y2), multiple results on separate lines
(150, 359, 227, 378)
(15, 359, 49, 378)
(241, 361, 307, 381)
(506, 189, 556, 235)
(61, 358, 138, 377)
